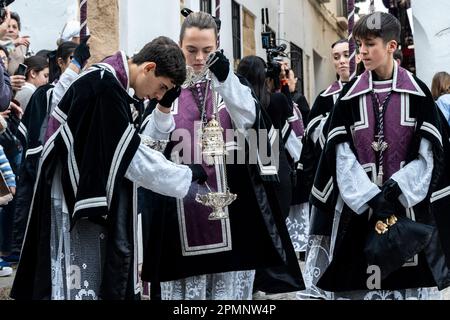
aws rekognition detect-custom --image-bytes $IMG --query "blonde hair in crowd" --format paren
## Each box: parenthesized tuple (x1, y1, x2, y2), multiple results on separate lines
(431, 71, 450, 101)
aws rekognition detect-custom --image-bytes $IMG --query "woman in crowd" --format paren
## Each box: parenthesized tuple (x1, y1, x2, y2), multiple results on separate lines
(14, 55, 48, 111)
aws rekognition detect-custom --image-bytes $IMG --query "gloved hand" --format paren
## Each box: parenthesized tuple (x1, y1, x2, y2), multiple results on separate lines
(158, 86, 181, 109)
(368, 192, 396, 220)
(72, 36, 91, 68)
(381, 179, 403, 204)
(207, 49, 230, 82)
(189, 164, 208, 184)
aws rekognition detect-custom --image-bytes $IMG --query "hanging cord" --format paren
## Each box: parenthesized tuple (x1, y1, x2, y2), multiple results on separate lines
(371, 89, 393, 186)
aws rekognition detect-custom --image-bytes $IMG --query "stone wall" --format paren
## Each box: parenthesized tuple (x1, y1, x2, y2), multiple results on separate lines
(88, 0, 120, 63)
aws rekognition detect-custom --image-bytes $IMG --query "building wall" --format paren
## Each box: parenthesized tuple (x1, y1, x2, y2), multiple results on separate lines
(118, 0, 181, 55)
(88, 0, 120, 63)
(412, 0, 450, 88)
(225, 0, 345, 102)
(10, 0, 346, 103)
(9, 0, 79, 52)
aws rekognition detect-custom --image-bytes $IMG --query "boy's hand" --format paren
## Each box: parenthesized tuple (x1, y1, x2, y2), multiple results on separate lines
(158, 86, 181, 109)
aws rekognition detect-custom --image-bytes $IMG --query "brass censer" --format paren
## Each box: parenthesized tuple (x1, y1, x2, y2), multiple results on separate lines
(194, 68, 237, 220)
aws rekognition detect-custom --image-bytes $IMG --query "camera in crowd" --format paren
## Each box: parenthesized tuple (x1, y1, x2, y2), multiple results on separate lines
(265, 42, 287, 80)
(260, 7, 287, 86)
(0, 0, 14, 23)
(262, 30, 288, 91)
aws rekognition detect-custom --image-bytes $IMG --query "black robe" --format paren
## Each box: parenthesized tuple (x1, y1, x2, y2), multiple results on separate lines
(298, 87, 340, 203)
(12, 84, 54, 254)
(292, 91, 310, 127)
(11, 66, 141, 300)
(309, 73, 450, 292)
(139, 80, 304, 294)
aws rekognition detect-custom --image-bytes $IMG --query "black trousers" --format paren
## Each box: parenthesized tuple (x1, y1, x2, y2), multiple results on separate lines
(10, 166, 35, 254)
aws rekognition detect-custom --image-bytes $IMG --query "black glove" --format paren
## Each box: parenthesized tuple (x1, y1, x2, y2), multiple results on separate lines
(189, 164, 208, 184)
(207, 49, 229, 82)
(368, 192, 396, 220)
(158, 86, 181, 108)
(381, 179, 403, 204)
(73, 36, 91, 68)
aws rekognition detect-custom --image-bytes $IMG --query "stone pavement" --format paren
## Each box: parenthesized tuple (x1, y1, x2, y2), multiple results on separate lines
(0, 268, 14, 300)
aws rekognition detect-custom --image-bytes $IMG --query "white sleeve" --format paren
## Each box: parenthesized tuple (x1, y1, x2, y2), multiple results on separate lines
(51, 68, 79, 113)
(125, 143, 192, 198)
(211, 69, 256, 130)
(390, 138, 433, 208)
(285, 130, 302, 162)
(140, 107, 176, 140)
(336, 142, 381, 214)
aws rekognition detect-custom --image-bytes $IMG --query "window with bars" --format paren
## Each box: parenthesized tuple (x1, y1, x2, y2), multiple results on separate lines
(290, 42, 305, 95)
(200, 0, 212, 14)
(232, 1, 241, 60)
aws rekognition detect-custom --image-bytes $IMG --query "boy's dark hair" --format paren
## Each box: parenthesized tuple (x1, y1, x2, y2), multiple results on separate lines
(354, 12, 400, 44)
(23, 55, 48, 80)
(180, 11, 218, 45)
(132, 36, 186, 86)
(10, 12, 21, 30)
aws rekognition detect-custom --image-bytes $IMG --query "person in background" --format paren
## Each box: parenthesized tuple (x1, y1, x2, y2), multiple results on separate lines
(0, 113, 16, 277)
(297, 38, 350, 300)
(285, 69, 310, 126)
(0, 9, 13, 112)
(394, 48, 403, 66)
(4, 41, 80, 265)
(237, 55, 304, 296)
(0, 12, 30, 75)
(14, 55, 49, 111)
(0, 45, 25, 92)
(431, 71, 450, 126)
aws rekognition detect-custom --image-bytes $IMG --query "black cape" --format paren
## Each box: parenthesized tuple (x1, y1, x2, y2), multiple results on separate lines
(292, 91, 310, 127)
(11, 66, 141, 300)
(297, 91, 335, 204)
(11, 84, 55, 254)
(310, 75, 450, 292)
(139, 79, 304, 294)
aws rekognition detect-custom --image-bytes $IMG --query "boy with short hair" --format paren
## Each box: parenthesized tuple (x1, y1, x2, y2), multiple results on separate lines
(308, 12, 450, 299)
(12, 36, 207, 300)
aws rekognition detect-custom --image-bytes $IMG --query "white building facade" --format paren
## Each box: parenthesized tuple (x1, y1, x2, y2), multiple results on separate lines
(411, 0, 450, 87)
(10, 0, 349, 102)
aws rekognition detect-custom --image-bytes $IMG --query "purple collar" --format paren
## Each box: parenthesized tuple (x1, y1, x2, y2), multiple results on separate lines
(321, 80, 344, 97)
(341, 60, 425, 100)
(101, 51, 130, 91)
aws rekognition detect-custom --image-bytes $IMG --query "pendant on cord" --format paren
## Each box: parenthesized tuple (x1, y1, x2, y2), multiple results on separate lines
(371, 141, 388, 152)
